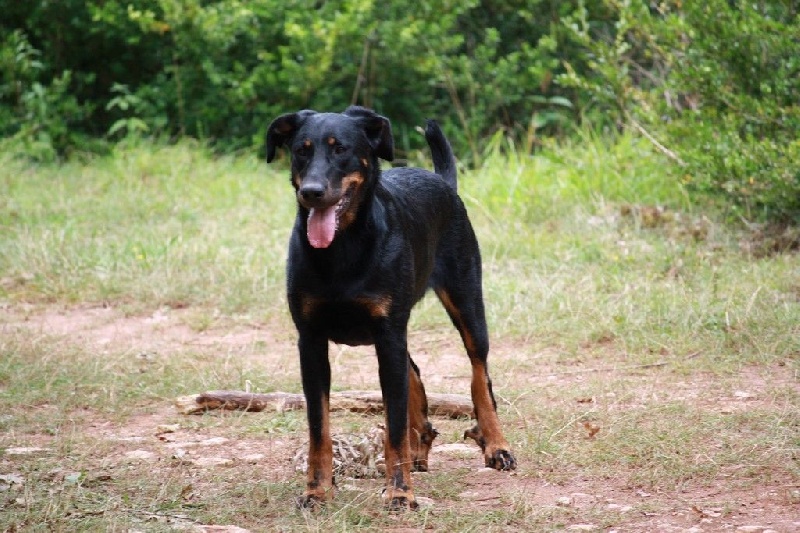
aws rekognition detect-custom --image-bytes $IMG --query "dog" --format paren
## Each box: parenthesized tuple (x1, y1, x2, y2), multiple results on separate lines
(266, 106, 516, 510)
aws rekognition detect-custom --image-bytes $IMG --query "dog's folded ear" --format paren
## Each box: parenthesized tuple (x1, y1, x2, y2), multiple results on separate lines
(266, 110, 316, 163)
(344, 106, 394, 162)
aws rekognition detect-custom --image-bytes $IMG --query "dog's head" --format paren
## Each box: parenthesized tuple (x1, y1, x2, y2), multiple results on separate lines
(266, 107, 394, 249)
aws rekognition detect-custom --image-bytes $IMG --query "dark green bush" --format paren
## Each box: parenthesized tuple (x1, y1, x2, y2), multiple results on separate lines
(660, 1, 800, 225)
(0, 0, 573, 157)
(0, 30, 91, 160)
(1, 0, 799, 226)
(559, 0, 800, 225)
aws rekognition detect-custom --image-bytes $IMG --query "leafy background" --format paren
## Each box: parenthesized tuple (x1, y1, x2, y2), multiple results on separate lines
(1, 0, 798, 225)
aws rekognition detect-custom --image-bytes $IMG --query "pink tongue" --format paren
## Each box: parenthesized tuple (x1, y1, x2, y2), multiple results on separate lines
(307, 206, 337, 248)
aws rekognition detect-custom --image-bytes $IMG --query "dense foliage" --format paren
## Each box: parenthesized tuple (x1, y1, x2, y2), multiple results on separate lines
(1, 1, 798, 224)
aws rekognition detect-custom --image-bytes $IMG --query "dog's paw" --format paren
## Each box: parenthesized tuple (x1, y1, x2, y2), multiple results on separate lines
(385, 496, 419, 512)
(296, 487, 333, 510)
(296, 493, 325, 510)
(381, 488, 419, 512)
(410, 422, 438, 472)
(485, 449, 517, 471)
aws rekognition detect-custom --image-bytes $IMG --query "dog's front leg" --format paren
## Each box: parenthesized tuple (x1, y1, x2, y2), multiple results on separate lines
(297, 330, 333, 507)
(375, 330, 417, 510)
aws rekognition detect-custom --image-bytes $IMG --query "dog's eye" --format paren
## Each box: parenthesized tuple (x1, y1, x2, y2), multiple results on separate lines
(333, 144, 348, 155)
(295, 146, 310, 157)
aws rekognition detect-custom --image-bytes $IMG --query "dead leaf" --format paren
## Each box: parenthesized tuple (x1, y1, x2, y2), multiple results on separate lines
(582, 421, 600, 439)
(691, 505, 721, 518)
(180, 484, 194, 501)
(156, 424, 181, 434)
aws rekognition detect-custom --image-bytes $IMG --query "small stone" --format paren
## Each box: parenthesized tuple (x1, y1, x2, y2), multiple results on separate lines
(199, 437, 229, 446)
(192, 526, 252, 533)
(172, 449, 188, 461)
(415, 496, 435, 508)
(4, 446, 49, 455)
(606, 503, 632, 513)
(556, 496, 573, 507)
(125, 450, 157, 461)
(736, 527, 769, 533)
(0, 474, 24, 491)
(431, 443, 475, 455)
(191, 456, 232, 467)
(112, 436, 147, 443)
(567, 525, 598, 531)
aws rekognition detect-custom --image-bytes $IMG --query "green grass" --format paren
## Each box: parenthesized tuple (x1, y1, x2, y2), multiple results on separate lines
(1, 141, 292, 313)
(1, 134, 798, 531)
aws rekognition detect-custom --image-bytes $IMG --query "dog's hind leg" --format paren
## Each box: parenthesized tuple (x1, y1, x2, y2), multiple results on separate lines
(434, 283, 516, 471)
(407, 354, 437, 472)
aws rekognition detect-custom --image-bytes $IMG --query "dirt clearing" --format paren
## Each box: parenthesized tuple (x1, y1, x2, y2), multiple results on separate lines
(2, 305, 798, 532)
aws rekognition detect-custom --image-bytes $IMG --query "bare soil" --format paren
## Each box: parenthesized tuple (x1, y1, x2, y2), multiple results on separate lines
(2, 305, 798, 532)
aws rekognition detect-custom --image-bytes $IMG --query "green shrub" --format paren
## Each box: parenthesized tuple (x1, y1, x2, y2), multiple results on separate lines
(0, 30, 91, 160)
(659, 1, 800, 225)
(0, 0, 575, 156)
(558, 0, 800, 226)
(1, 0, 798, 228)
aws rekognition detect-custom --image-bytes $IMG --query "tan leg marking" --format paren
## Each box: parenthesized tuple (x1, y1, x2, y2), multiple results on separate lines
(302, 392, 334, 504)
(435, 288, 515, 470)
(300, 294, 323, 319)
(382, 416, 417, 510)
(407, 363, 436, 471)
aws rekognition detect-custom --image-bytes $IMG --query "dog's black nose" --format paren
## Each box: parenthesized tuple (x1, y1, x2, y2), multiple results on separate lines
(299, 183, 326, 201)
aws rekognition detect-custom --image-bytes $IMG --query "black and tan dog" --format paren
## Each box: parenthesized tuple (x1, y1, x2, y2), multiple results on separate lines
(266, 106, 516, 509)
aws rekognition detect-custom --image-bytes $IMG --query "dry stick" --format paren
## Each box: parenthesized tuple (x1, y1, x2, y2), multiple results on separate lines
(541, 351, 701, 377)
(175, 390, 473, 418)
(177, 355, 698, 415)
(629, 118, 686, 166)
(350, 31, 374, 106)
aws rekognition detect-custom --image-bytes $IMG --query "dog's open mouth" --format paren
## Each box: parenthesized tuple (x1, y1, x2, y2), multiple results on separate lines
(306, 190, 353, 249)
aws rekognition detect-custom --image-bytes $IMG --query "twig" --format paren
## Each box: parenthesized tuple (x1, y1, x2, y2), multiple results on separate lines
(541, 351, 701, 377)
(544, 361, 667, 376)
(350, 31, 375, 105)
(629, 118, 686, 166)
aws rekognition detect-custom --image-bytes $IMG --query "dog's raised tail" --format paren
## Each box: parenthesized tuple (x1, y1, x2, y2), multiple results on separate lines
(425, 120, 457, 191)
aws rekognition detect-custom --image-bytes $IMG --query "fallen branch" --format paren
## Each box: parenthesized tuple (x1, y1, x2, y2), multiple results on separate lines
(175, 390, 473, 419)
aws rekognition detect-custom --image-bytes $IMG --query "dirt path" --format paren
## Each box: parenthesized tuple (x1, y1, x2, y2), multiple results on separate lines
(3, 305, 798, 532)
